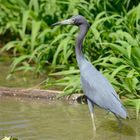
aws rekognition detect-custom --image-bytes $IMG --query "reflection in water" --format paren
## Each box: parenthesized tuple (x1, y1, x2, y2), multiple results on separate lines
(0, 97, 139, 140)
(0, 62, 46, 88)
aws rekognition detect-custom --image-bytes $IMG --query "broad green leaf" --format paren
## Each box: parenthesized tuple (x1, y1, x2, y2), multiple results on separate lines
(31, 20, 41, 50)
(21, 10, 30, 38)
(50, 69, 79, 76)
(11, 55, 30, 72)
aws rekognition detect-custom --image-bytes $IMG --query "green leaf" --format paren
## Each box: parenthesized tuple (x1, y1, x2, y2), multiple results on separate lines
(21, 10, 30, 38)
(125, 99, 140, 119)
(31, 20, 41, 50)
(111, 65, 128, 78)
(11, 55, 30, 72)
(50, 69, 79, 76)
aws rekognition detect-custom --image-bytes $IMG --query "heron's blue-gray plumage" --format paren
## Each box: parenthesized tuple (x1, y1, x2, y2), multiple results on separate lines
(79, 59, 127, 118)
(74, 15, 127, 119)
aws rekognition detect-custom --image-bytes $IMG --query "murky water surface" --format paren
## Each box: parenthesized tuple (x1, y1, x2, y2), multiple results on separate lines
(0, 62, 140, 140)
(0, 97, 139, 140)
(0, 62, 45, 88)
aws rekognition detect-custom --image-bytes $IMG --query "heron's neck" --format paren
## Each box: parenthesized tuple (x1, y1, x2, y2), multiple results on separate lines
(75, 24, 89, 66)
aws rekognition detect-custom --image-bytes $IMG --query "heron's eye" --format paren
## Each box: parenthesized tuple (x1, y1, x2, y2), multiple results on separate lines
(71, 18, 75, 22)
(73, 19, 78, 24)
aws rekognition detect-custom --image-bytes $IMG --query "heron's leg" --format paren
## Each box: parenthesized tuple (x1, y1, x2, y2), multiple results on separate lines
(87, 99, 96, 131)
(114, 114, 122, 129)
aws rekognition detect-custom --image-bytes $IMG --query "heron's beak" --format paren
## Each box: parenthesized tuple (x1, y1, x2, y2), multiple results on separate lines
(52, 18, 74, 26)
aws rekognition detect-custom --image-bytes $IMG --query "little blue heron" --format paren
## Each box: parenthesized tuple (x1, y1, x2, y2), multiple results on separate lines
(52, 15, 127, 131)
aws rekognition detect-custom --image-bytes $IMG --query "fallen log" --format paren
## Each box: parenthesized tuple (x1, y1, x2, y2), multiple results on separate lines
(0, 87, 84, 102)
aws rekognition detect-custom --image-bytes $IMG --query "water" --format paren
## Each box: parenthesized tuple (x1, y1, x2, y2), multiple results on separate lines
(0, 62, 140, 140)
(0, 62, 45, 88)
(0, 97, 139, 140)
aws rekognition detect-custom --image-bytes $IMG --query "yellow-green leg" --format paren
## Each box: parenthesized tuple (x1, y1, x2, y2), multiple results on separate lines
(91, 112, 96, 131)
(87, 99, 96, 131)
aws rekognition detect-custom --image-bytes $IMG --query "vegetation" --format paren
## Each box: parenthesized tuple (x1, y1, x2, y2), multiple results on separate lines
(0, 0, 140, 116)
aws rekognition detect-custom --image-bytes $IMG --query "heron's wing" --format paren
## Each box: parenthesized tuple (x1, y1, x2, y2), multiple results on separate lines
(80, 61, 120, 100)
(80, 61, 127, 118)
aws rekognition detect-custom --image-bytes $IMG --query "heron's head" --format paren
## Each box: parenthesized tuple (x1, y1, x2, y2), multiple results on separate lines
(52, 15, 90, 27)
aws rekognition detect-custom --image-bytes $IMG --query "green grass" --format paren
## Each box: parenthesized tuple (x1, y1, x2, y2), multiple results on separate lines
(0, 0, 140, 117)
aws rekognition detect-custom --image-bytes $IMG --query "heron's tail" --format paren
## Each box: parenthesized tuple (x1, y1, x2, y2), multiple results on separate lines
(117, 105, 128, 119)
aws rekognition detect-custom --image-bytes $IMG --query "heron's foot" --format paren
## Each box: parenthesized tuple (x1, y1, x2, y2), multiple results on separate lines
(92, 125, 96, 132)
(114, 114, 123, 131)
(118, 120, 123, 131)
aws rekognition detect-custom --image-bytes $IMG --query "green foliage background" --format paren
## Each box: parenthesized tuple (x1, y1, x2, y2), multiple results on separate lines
(0, 0, 140, 113)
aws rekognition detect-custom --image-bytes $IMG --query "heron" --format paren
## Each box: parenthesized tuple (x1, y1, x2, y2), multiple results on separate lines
(52, 15, 127, 131)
